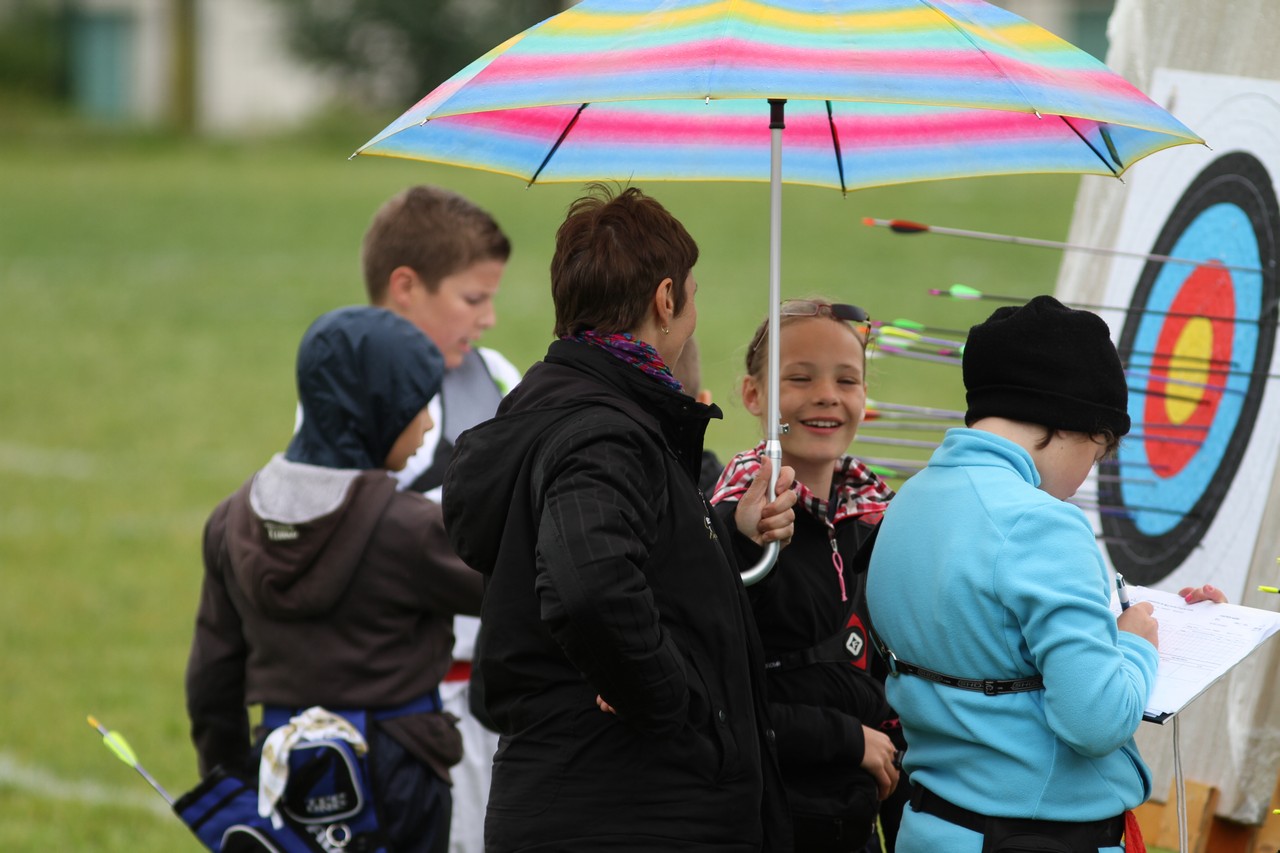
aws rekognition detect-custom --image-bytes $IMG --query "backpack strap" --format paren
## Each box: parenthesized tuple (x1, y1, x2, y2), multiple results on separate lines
(763, 615, 870, 672)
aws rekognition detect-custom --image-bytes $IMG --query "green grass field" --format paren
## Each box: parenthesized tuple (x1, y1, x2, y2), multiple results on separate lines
(0, 101, 1093, 848)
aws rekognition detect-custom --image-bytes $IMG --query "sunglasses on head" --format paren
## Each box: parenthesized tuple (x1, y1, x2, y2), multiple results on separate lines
(749, 300, 873, 356)
(780, 300, 871, 324)
(781, 300, 873, 341)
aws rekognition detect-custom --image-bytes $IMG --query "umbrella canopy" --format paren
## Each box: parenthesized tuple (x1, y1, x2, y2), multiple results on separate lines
(356, 0, 1202, 190)
(354, 0, 1202, 580)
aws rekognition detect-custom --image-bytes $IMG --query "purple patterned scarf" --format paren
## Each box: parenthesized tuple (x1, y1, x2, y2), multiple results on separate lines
(565, 330, 683, 392)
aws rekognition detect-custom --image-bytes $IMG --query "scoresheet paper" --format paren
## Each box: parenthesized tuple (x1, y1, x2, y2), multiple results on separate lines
(1113, 586, 1280, 723)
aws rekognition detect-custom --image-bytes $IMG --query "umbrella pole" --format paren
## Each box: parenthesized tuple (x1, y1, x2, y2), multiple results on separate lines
(742, 99, 787, 587)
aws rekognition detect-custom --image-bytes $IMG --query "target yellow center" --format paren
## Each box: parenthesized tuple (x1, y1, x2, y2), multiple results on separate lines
(1163, 317, 1213, 424)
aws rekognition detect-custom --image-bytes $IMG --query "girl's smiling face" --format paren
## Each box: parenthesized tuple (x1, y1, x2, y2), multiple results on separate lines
(742, 315, 868, 495)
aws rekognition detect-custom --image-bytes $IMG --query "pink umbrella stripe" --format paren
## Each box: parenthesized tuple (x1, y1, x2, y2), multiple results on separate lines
(389, 115, 1151, 188)
(831, 112, 1108, 148)
(433, 43, 1156, 116)
(445, 105, 590, 136)
(443, 104, 1118, 154)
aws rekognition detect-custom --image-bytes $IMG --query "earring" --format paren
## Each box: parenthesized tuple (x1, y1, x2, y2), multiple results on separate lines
(662, 326, 670, 334)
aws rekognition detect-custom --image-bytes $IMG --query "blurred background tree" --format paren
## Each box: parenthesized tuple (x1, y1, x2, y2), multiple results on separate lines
(266, 0, 566, 107)
(0, 1, 1105, 136)
(0, 0, 68, 101)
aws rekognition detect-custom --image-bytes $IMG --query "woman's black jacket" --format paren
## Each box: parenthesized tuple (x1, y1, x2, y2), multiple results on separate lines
(444, 339, 792, 852)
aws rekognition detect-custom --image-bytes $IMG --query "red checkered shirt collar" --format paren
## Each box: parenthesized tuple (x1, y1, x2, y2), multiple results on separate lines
(709, 441, 894, 527)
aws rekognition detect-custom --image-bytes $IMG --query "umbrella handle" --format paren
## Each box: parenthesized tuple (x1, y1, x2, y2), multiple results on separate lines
(743, 102, 786, 588)
(740, 439, 783, 586)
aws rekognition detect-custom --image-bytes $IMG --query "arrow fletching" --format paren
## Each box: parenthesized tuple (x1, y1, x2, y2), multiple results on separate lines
(85, 714, 174, 805)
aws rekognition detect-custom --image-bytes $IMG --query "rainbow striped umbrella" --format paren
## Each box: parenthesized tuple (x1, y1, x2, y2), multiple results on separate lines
(355, 0, 1200, 189)
(354, 0, 1201, 581)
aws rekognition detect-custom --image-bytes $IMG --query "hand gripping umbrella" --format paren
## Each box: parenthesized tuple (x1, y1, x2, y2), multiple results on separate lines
(354, 0, 1202, 583)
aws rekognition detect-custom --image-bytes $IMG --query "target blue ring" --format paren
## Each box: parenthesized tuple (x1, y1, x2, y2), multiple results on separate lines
(1118, 204, 1263, 535)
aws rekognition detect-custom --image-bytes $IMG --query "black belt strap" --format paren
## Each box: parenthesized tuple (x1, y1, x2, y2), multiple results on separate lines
(910, 784, 1124, 848)
(867, 622, 1043, 696)
(891, 658, 1044, 696)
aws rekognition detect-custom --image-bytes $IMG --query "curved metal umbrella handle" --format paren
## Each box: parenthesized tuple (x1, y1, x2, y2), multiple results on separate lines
(743, 102, 786, 587)
(740, 439, 783, 586)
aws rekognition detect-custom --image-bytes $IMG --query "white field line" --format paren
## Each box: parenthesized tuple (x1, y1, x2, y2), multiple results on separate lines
(0, 442, 95, 480)
(0, 751, 172, 819)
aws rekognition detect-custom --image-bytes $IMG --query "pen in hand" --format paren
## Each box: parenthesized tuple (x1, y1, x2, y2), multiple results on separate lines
(1116, 572, 1132, 611)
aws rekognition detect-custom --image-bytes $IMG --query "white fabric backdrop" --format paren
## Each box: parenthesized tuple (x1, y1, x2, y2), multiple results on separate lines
(1055, 0, 1280, 823)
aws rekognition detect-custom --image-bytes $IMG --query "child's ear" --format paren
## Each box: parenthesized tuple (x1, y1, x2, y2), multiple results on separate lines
(695, 389, 713, 406)
(386, 266, 420, 310)
(741, 375, 764, 417)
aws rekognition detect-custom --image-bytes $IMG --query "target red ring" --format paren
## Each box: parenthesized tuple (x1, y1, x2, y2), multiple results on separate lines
(1142, 263, 1234, 476)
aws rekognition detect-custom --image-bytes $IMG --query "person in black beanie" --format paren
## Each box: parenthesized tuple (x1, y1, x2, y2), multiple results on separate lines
(866, 294, 1220, 853)
(962, 294, 1131, 441)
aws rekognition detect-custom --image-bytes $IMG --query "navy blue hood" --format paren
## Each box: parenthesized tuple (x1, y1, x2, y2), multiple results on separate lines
(286, 306, 444, 470)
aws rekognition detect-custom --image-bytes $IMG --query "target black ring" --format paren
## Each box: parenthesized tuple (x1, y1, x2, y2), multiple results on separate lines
(1099, 152, 1279, 585)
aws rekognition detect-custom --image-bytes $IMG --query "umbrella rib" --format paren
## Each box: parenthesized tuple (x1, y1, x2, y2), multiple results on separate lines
(528, 103, 589, 187)
(825, 101, 848, 196)
(1059, 115, 1122, 178)
(917, 0, 1040, 114)
(1099, 126, 1124, 171)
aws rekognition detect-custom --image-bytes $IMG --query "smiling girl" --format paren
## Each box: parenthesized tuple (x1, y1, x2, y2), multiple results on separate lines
(711, 298, 903, 852)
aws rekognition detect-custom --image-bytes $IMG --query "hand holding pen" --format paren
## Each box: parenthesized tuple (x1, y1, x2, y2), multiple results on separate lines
(1114, 572, 1159, 649)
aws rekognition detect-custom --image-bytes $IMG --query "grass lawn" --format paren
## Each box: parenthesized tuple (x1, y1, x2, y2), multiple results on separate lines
(0, 100, 1102, 849)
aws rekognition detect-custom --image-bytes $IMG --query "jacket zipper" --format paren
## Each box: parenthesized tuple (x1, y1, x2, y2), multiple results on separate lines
(829, 528, 847, 602)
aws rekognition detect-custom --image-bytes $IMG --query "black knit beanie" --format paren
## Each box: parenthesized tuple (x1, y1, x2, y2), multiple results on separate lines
(963, 295, 1131, 437)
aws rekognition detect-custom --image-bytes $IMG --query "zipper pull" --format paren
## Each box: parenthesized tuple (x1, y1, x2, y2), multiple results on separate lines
(699, 490, 717, 540)
(830, 535, 847, 602)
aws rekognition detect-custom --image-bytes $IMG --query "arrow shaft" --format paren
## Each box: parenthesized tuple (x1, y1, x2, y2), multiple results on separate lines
(1127, 354, 1280, 381)
(1127, 385, 1212, 406)
(1125, 369, 1242, 396)
(875, 324, 965, 349)
(876, 343, 960, 366)
(936, 286, 1276, 327)
(1125, 431, 1206, 447)
(859, 455, 928, 472)
(867, 400, 965, 420)
(1072, 499, 1197, 519)
(853, 434, 940, 450)
(1129, 348, 1238, 367)
(865, 409, 959, 422)
(867, 218, 1268, 276)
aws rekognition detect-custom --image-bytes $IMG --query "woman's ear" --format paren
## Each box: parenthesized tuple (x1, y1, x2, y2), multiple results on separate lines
(741, 374, 765, 417)
(652, 276, 676, 329)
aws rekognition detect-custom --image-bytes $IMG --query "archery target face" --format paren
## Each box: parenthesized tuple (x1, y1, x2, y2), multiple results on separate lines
(1092, 71, 1280, 599)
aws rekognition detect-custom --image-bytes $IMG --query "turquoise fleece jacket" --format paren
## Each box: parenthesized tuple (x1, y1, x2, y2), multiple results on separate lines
(866, 429, 1158, 852)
